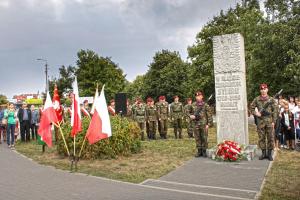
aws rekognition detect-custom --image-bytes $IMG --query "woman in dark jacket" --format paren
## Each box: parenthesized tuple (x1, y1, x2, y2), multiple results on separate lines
(281, 104, 295, 150)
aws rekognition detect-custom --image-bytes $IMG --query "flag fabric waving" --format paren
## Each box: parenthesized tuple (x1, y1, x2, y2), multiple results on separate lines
(52, 84, 63, 122)
(71, 77, 82, 137)
(86, 86, 112, 144)
(38, 92, 58, 147)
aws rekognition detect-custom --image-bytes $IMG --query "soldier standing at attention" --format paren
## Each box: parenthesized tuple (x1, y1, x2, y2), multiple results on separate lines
(155, 97, 162, 137)
(131, 98, 139, 120)
(170, 96, 184, 139)
(146, 97, 158, 140)
(134, 99, 146, 141)
(184, 98, 194, 138)
(157, 96, 169, 139)
(251, 83, 278, 161)
(190, 91, 213, 157)
(145, 98, 151, 139)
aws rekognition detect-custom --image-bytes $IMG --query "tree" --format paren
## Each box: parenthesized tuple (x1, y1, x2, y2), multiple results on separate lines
(142, 50, 189, 102)
(188, 0, 300, 99)
(49, 65, 76, 98)
(124, 75, 146, 100)
(0, 94, 8, 105)
(75, 50, 127, 100)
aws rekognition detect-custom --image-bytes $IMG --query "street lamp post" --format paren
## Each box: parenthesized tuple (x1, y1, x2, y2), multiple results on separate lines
(37, 58, 48, 94)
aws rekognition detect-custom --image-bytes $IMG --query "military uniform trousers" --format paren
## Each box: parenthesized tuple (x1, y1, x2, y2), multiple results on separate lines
(257, 119, 274, 150)
(159, 119, 168, 139)
(157, 120, 162, 137)
(148, 121, 157, 139)
(146, 121, 150, 139)
(173, 118, 182, 139)
(137, 122, 145, 141)
(186, 119, 194, 138)
(194, 124, 208, 149)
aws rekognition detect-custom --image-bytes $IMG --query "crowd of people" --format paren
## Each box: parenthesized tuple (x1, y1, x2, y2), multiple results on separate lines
(274, 95, 300, 151)
(251, 83, 300, 161)
(1, 86, 299, 160)
(0, 103, 40, 149)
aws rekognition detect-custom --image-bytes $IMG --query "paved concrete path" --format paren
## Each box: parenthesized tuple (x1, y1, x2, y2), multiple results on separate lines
(0, 144, 270, 200)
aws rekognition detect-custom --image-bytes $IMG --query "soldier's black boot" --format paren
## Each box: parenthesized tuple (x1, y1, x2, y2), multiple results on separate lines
(267, 150, 273, 161)
(174, 132, 177, 139)
(259, 149, 266, 160)
(195, 148, 202, 157)
(202, 149, 207, 157)
(179, 131, 182, 139)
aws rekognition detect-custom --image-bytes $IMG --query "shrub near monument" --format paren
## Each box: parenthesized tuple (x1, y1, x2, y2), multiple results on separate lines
(57, 116, 141, 159)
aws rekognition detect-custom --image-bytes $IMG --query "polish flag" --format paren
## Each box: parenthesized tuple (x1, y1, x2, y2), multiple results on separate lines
(71, 77, 82, 137)
(52, 84, 63, 122)
(86, 86, 112, 144)
(38, 92, 58, 147)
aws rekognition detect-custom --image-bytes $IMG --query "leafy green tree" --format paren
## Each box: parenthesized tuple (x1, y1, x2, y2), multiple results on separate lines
(0, 94, 8, 105)
(75, 50, 127, 100)
(49, 65, 76, 98)
(188, 0, 300, 99)
(142, 50, 189, 102)
(124, 75, 146, 100)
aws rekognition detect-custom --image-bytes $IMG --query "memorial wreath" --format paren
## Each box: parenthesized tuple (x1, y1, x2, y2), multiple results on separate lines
(213, 140, 246, 162)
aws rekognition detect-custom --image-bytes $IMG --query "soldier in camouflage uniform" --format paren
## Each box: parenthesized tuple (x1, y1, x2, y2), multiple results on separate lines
(170, 96, 184, 139)
(131, 98, 140, 121)
(184, 98, 194, 138)
(155, 98, 162, 137)
(251, 83, 278, 161)
(146, 97, 158, 140)
(126, 100, 133, 119)
(134, 100, 146, 141)
(157, 96, 169, 139)
(145, 99, 151, 139)
(190, 91, 213, 157)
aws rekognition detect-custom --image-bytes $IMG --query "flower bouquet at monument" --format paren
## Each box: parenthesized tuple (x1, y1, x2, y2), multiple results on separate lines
(213, 140, 246, 162)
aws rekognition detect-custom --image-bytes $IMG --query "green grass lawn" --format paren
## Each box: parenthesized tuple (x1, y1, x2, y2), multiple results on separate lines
(15, 124, 300, 199)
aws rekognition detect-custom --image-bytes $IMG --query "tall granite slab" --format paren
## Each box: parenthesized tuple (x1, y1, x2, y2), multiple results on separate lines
(213, 33, 248, 145)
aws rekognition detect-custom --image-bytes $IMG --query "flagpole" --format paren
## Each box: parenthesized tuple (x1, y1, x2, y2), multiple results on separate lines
(78, 136, 87, 158)
(74, 135, 76, 157)
(78, 83, 98, 158)
(54, 122, 70, 157)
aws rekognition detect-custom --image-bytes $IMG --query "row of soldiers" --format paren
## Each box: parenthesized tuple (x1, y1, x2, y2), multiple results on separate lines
(127, 92, 213, 157)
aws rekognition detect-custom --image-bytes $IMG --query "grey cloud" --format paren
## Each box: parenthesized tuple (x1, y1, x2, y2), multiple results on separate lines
(0, 0, 239, 98)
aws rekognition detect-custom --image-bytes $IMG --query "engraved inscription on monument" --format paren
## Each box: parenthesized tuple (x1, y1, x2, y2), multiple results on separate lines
(213, 33, 248, 145)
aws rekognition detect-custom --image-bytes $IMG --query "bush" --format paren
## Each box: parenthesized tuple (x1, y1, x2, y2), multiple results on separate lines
(57, 116, 141, 159)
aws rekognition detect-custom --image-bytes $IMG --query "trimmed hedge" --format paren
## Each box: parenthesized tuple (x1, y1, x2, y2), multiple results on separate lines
(57, 116, 141, 159)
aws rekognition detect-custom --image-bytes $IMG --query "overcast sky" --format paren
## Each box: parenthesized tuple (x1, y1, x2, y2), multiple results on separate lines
(0, 0, 239, 98)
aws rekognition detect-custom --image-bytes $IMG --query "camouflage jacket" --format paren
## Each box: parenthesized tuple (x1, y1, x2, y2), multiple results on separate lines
(156, 102, 169, 120)
(190, 101, 213, 126)
(146, 105, 158, 122)
(250, 95, 278, 123)
(170, 102, 184, 119)
(184, 104, 194, 120)
(134, 105, 146, 123)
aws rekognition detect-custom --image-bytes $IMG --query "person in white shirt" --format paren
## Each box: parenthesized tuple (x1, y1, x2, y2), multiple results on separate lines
(289, 96, 296, 113)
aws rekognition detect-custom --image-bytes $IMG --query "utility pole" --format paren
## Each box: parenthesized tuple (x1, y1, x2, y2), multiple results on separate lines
(37, 58, 48, 94)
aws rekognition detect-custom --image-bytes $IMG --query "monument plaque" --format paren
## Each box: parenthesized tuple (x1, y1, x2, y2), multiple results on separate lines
(213, 33, 248, 145)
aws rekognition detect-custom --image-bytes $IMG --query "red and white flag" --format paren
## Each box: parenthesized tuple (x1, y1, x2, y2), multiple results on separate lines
(38, 92, 58, 147)
(52, 84, 63, 122)
(71, 77, 82, 137)
(86, 86, 112, 144)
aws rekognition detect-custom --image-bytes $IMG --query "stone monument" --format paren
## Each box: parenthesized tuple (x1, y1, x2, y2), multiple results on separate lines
(213, 33, 248, 145)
